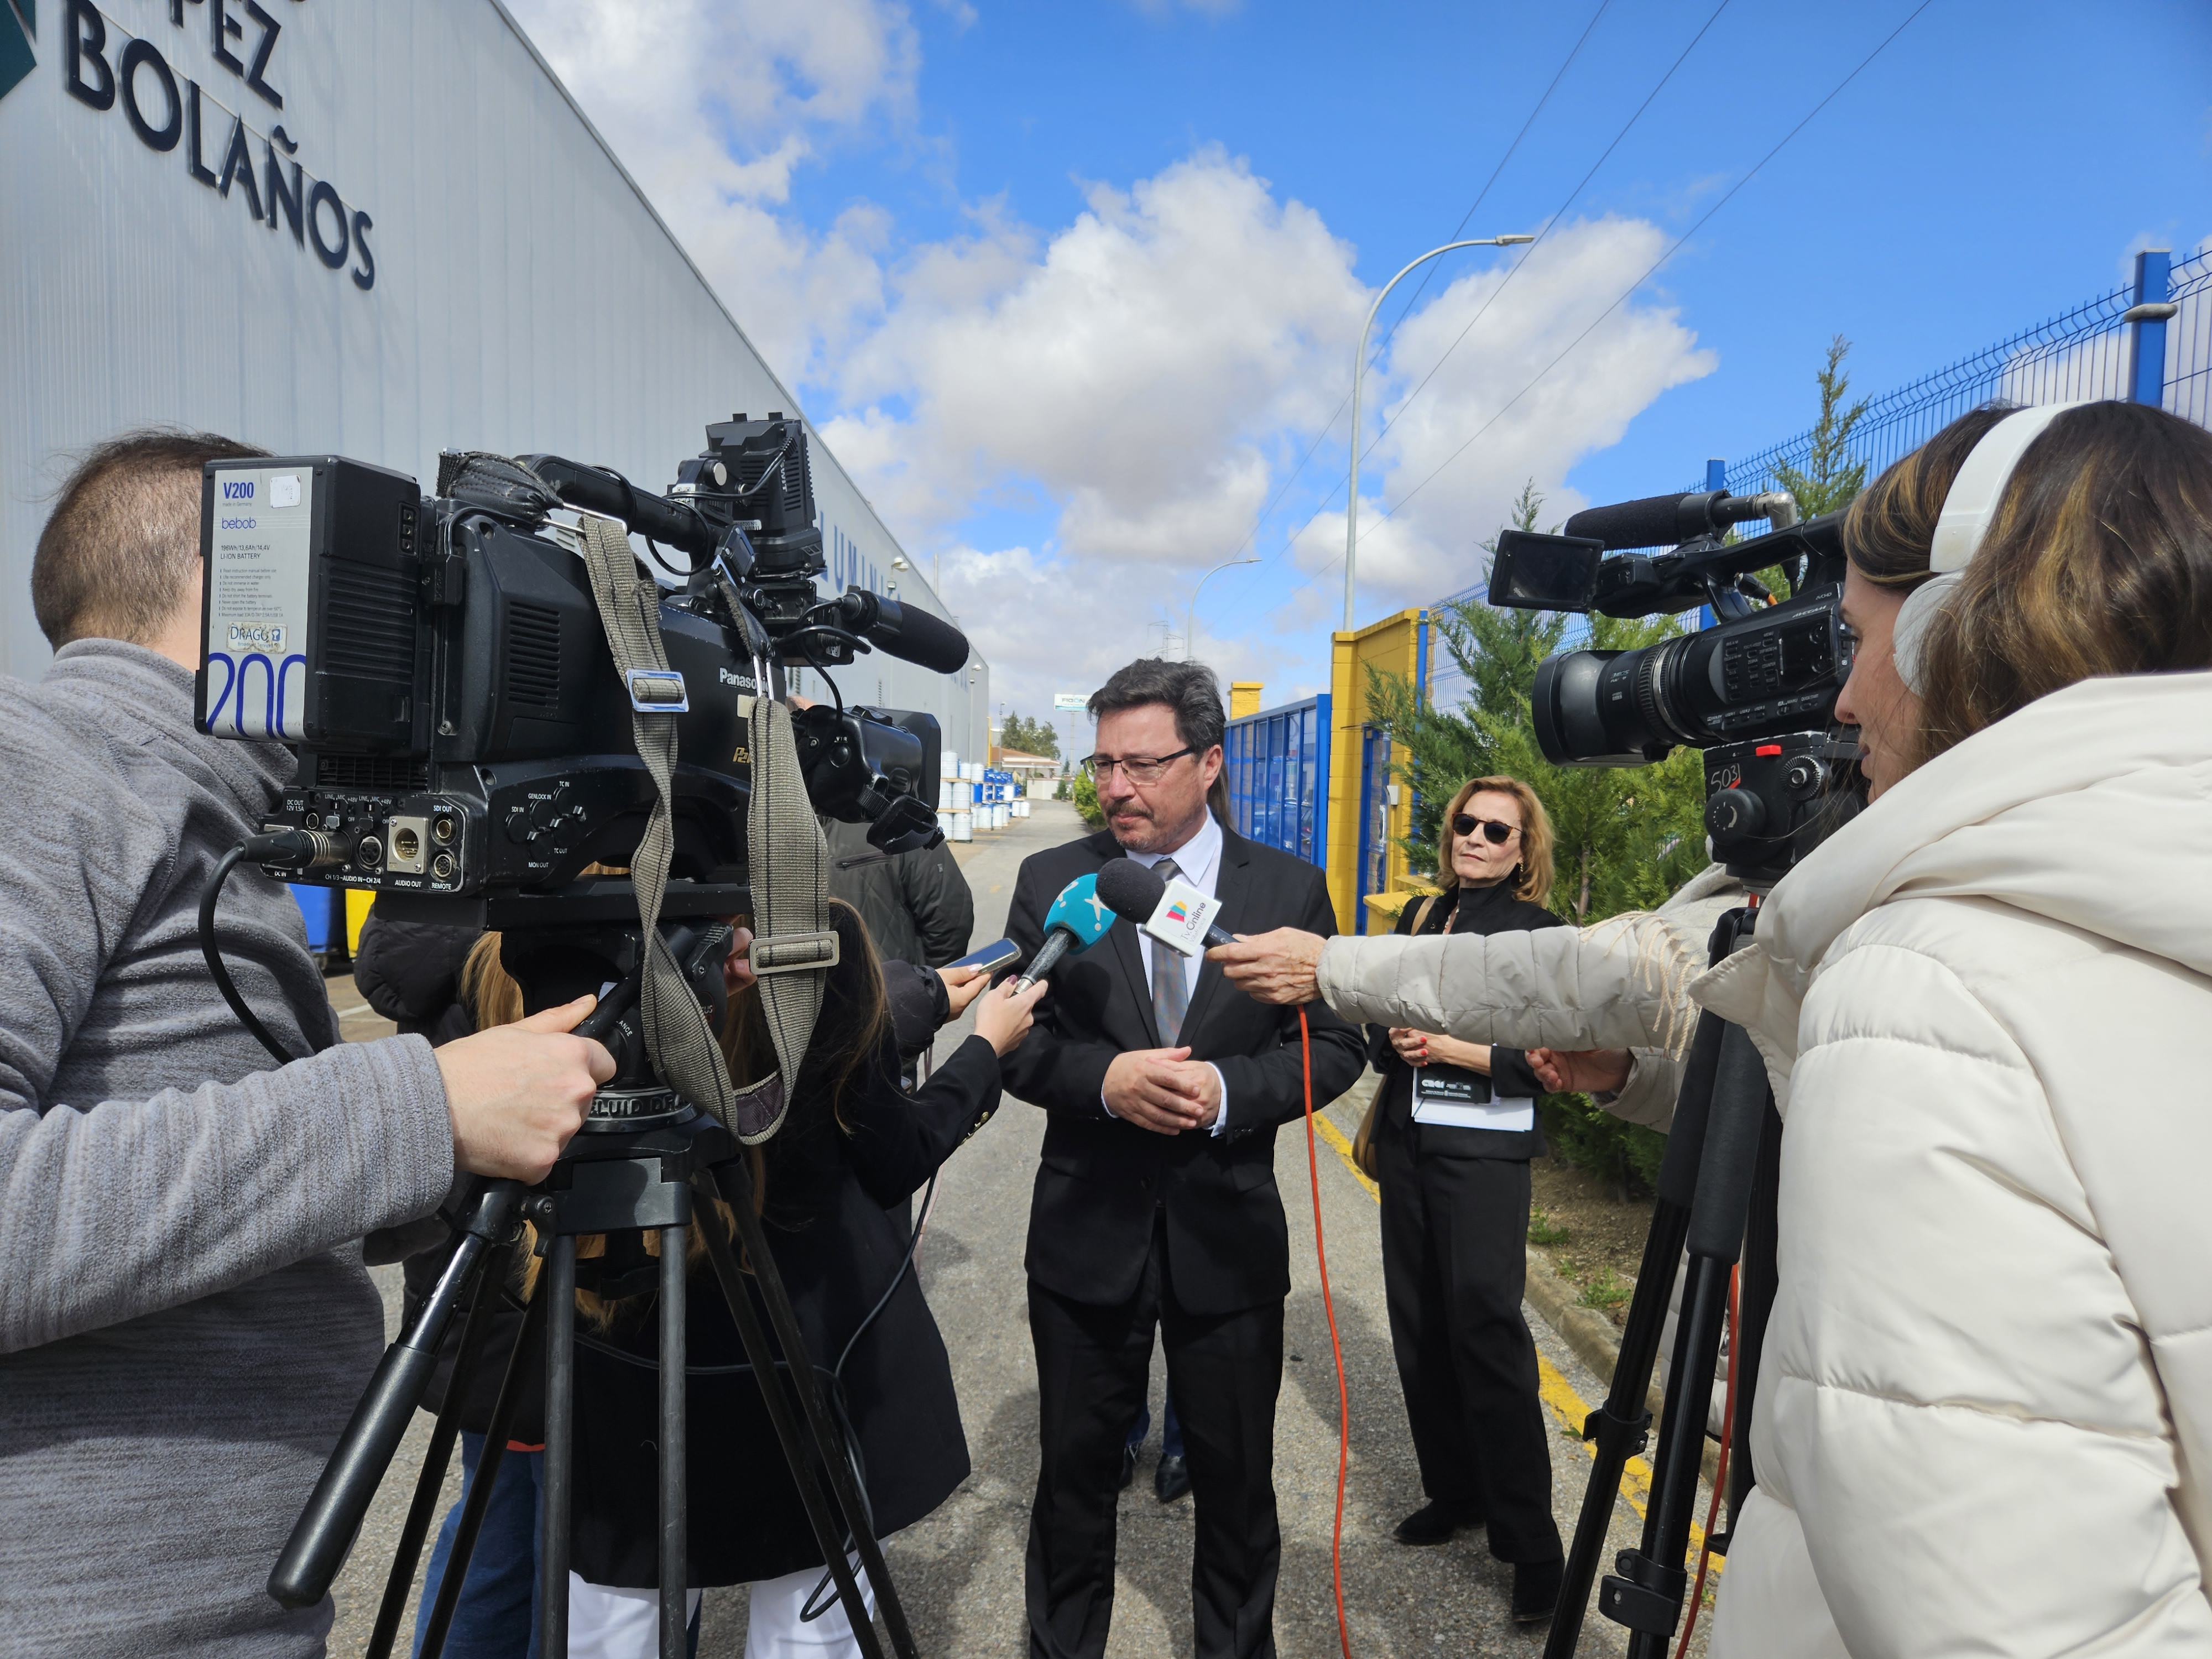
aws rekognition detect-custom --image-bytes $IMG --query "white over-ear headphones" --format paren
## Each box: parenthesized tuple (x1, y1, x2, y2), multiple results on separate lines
(1890, 400, 2093, 694)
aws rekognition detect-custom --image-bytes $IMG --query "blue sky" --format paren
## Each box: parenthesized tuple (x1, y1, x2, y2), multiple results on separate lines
(510, 0, 2212, 722)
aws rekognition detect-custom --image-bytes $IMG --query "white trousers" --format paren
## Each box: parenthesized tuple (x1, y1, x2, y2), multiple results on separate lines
(566, 1548, 878, 1659)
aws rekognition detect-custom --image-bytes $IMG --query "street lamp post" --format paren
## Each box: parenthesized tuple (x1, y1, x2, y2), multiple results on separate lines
(1343, 233, 1534, 633)
(1186, 556, 1261, 660)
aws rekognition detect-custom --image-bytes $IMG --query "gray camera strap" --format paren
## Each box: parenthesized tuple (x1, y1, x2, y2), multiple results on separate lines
(570, 510, 832, 1144)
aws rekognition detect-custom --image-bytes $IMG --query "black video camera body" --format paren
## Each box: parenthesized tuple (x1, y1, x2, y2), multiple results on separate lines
(194, 420, 957, 908)
(1486, 487, 1863, 884)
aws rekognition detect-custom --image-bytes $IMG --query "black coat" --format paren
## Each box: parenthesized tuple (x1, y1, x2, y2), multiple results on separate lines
(353, 907, 478, 1046)
(825, 817, 974, 970)
(567, 1028, 1003, 1588)
(1000, 823, 1365, 1316)
(1370, 880, 1569, 1164)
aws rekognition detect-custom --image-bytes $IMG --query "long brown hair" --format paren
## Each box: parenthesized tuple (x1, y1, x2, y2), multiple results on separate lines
(1845, 400, 2212, 770)
(1433, 775, 1554, 905)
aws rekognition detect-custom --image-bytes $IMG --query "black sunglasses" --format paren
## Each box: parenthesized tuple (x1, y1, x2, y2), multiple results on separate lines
(1452, 813, 1519, 845)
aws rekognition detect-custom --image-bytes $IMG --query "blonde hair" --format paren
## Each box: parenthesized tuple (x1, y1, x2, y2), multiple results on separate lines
(1433, 775, 1554, 906)
(1844, 401, 2212, 771)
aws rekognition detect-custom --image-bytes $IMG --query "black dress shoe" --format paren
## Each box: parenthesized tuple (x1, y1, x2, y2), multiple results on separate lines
(1510, 1557, 1563, 1624)
(1392, 1499, 1477, 1546)
(1154, 1454, 1191, 1503)
(1119, 1445, 1138, 1491)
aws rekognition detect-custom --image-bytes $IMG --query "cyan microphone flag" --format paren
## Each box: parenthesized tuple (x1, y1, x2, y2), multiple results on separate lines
(1042, 872, 1114, 951)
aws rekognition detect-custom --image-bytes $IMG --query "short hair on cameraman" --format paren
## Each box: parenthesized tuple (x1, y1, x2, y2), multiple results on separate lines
(31, 427, 268, 648)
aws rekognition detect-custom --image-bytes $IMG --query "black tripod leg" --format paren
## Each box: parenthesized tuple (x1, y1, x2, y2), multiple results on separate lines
(659, 1224, 689, 1659)
(365, 1237, 508, 1659)
(270, 1180, 526, 1609)
(711, 1162, 918, 1659)
(1606, 1023, 1772, 1656)
(690, 1177, 888, 1659)
(419, 1277, 549, 1659)
(538, 1234, 577, 1659)
(1545, 1010, 1727, 1659)
(1728, 1100, 1783, 1529)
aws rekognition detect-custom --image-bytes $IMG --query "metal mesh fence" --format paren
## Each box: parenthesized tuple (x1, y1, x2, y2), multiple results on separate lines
(1717, 245, 2210, 498)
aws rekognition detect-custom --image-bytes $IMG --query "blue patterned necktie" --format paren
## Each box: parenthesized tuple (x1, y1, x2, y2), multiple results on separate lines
(1149, 857, 1189, 1046)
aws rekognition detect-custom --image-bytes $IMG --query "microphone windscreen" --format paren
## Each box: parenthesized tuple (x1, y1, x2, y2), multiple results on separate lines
(1563, 492, 1703, 550)
(867, 598, 972, 676)
(1094, 857, 1166, 922)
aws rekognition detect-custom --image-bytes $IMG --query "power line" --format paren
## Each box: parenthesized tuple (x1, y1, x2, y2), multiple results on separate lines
(1364, 0, 1938, 544)
(1202, 8, 1614, 609)
(1225, 0, 1734, 614)
(1361, 0, 1733, 469)
(1367, 0, 1613, 367)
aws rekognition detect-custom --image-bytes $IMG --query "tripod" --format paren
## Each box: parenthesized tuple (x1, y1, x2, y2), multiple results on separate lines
(1544, 904, 1778, 1658)
(267, 890, 920, 1659)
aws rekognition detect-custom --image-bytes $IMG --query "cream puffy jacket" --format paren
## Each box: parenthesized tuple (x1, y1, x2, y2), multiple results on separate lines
(1314, 863, 1744, 1130)
(1692, 672, 2212, 1657)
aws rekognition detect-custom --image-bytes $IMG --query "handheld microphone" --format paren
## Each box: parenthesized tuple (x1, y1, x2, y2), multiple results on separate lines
(1016, 873, 1115, 989)
(1094, 858, 1235, 953)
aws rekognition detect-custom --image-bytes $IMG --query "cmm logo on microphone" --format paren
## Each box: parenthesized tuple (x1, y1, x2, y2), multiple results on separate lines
(1, 1, 33, 106)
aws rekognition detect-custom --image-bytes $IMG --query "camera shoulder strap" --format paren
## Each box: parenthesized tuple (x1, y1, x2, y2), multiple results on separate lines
(571, 511, 830, 1145)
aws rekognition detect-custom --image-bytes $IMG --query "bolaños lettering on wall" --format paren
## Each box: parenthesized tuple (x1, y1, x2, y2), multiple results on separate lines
(60, 0, 378, 291)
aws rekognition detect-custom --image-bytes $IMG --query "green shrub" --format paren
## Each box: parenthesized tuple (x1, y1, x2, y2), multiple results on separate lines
(1538, 1091, 1667, 1198)
(1527, 1208, 1572, 1248)
(1070, 769, 1105, 828)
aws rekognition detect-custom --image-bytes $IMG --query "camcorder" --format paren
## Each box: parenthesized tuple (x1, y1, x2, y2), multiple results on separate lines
(194, 413, 963, 917)
(194, 418, 973, 1649)
(1488, 486, 1864, 885)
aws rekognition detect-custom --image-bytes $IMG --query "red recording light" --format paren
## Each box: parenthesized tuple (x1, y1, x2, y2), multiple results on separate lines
(1755, 743, 1783, 757)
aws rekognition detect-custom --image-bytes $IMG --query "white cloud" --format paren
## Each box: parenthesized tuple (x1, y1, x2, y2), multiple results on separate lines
(500, 10, 1718, 718)
(503, 0, 919, 384)
(833, 149, 1367, 555)
(1304, 217, 1717, 613)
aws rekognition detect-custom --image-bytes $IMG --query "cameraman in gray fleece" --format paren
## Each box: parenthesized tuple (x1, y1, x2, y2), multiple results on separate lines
(0, 431, 615, 1657)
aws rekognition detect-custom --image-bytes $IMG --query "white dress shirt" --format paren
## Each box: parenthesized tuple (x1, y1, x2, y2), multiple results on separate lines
(1103, 808, 1230, 1135)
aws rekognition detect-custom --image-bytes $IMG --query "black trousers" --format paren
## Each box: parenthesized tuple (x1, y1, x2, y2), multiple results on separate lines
(1377, 1132, 1562, 1563)
(1025, 1215, 1283, 1659)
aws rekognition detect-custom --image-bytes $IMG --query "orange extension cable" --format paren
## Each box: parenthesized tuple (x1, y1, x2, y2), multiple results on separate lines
(1674, 1264, 1741, 1659)
(1298, 1006, 1356, 1659)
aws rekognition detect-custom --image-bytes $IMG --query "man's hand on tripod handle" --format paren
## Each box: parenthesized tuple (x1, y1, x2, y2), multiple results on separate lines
(435, 996, 616, 1183)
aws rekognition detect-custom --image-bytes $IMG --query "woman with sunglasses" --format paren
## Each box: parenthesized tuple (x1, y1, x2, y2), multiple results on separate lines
(1365, 774, 1570, 1624)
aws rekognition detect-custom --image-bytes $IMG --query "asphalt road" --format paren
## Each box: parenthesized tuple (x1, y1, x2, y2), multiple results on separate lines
(330, 799, 1682, 1657)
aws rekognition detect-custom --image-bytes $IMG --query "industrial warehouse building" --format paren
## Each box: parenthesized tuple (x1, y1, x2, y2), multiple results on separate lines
(0, 0, 989, 755)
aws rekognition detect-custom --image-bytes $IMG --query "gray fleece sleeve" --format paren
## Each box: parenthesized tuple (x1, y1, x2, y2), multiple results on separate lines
(0, 1036, 452, 1353)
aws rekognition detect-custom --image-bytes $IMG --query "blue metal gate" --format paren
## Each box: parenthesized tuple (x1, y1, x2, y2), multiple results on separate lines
(1223, 694, 1330, 868)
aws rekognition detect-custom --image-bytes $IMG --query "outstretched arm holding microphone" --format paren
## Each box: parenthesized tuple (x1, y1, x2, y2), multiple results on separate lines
(1209, 862, 1747, 1133)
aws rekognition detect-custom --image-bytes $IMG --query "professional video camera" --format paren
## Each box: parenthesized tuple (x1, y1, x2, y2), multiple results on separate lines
(194, 413, 964, 909)
(1486, 486, 1863, 885)
(192, 416, 964, 1657)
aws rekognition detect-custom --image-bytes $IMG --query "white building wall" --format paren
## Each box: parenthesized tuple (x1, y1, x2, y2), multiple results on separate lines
(0, 0, 987, 757)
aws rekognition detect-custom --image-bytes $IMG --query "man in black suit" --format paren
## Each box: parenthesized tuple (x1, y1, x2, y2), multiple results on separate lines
(1003, 659, 1365, 1659)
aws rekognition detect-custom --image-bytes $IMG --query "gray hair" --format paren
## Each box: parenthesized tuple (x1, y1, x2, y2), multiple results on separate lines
(1088, 658, 1226, 753)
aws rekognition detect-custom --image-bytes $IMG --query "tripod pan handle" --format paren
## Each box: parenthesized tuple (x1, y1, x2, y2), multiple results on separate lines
(267, 1343, 439, 1608)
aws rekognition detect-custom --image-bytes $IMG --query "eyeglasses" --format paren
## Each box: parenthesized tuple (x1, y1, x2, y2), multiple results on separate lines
(1081, 747, 1197, 784)
(1452, 813, 1519, 845)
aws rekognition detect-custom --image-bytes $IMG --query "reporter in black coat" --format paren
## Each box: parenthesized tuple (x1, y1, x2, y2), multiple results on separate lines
(564, 900, 1045, 1594)
(1369, 776, 1568, 1624)
(1001, 661, 1363, 1659)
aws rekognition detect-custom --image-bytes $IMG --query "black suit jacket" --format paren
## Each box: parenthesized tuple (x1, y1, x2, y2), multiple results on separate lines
(1001, 823, 1365, 1314)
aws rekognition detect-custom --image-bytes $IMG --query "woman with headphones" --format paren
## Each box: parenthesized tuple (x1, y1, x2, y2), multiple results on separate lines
(1361, 774, 1570, 1626)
